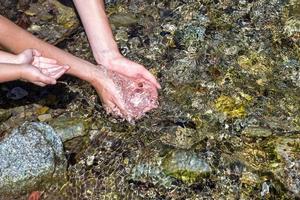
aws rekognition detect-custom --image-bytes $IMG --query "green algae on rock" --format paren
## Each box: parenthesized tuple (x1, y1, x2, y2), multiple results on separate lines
(162, 150, 212, 184)
(214, 95, 247, 118)
(50, 117, 91, 142)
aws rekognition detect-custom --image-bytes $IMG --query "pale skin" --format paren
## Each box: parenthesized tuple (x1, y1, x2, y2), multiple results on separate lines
(0, 0, 160, 116)
(0, 49, 69, 86)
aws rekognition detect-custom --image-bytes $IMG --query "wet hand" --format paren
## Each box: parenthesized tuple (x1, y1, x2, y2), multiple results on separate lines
(90, 65, 128, 117)
(17, 49, 69, 86)
(99, 52, 161, 89)
(19, 64, 58, 87)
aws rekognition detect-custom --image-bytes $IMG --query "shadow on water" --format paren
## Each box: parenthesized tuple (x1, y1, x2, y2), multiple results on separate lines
(0, 78, 77, 110)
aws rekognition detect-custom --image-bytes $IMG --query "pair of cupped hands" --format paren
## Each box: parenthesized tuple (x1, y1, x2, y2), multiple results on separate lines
(19, 49, 160, 117)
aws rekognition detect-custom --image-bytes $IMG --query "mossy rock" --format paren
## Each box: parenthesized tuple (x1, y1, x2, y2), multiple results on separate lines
(162, 150, 212, 184)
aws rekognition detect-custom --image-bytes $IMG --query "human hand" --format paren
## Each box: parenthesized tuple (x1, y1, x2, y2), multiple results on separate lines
(17, 49, 69, 86)
(17, 48, 69, 79)
(90, 65, 128, 117)
(99, 52, 161, 89)
(19, 63, 58, 87)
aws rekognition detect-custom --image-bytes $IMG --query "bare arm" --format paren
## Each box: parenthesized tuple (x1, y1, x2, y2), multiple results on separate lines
(0, 62, 57, 86)
(0, 50, 19, 64)
(0, 15, 130, 113)
(0, 15, 96, 83)
(73, 0, 161, 88)
(0, 63, 22, 82)
(73, 0, 119, 64)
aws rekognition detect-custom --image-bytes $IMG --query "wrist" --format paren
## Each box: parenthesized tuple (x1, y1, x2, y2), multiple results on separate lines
(94, 48, 122, 66)
(18, 64, 26, 79)
(84, 63, 104, 87)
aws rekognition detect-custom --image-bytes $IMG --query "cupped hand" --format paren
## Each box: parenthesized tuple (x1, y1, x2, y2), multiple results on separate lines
(17, 49, 69, 85)
(90, 65, 128, 117)
(99, 52, 161, 89)
(20, 64, 57, 87)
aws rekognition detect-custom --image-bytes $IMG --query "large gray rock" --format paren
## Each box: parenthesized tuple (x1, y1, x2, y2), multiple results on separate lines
(0, 122, 67, 197)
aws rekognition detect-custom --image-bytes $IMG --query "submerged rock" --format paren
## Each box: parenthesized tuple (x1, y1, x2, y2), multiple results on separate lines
(214, 95, 247, 118)
(50, 117, 90, 142)
(242, 126, 272, 138)
(0, 122, 66, 197)
(160, 126, 202, 149)
(109, 12, 138, 27)
(131, 163, 174, 188)
(271, 136, 300, 197)
(162, 150, 212, 184)
(25, 0, 79, 44)
(6, 87, 28, 100)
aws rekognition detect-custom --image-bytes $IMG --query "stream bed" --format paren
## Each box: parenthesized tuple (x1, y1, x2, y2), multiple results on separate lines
(0, 0, 299, 199)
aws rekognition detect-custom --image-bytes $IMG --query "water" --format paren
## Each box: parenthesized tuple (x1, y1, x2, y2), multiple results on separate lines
(0, 0, 299, 199)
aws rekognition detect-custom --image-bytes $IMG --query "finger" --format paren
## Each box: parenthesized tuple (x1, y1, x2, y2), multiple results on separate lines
(32, 56, 40, 67)
(33, 81, 46, 87)
(47, 65, 70, 74)
(50, 68, 67, 79)
(38, 57, 57, 64)
(112, 95, 127, 116)
(40, 65, 64, 71)
(38, 74, 57, 85)
(31, 49, 42, 57)
(40, 68, 51, 76)
(28, 191, 41, 200)
(141, 71, 161, 89)
(102, 100, 116, 114)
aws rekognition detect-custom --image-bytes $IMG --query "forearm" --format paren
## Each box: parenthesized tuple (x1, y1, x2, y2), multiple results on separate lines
(73, 0, 120, 64)
(0, 50, 19, 64)
(0, 15, 96, 83)
(0, 63, 21, 82)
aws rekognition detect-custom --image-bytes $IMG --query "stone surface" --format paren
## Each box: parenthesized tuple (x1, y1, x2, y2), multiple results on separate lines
(0, 122, 66, 198)
(162, 150, 212, 184)
(37, 113, 52, 122)
(50, 117, 90, 142)
(242, 126, 272, 138)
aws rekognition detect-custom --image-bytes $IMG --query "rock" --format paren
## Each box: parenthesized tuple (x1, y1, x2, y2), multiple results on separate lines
(214, 95, 247, 118)
(162, 150, 212, 184)
(0, 109, 11, 123)
(38, 113, 52, 122)
(131, 163, 174, 188)
(6, 87, 28, 100)
(242, 126, 272, 138)
(271, 136, 300, 197)
(50, 117, 90, 142)
(160, 126, 201, 149)
(0, 122, 66, 197)
(86, 155, 95, 167)
(109, 13, 138, 27)
(283, 1, 300, 41)
(237, 52, 273, 76)
(35, 106, 49, 115)
(25, 0, 79, 44)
